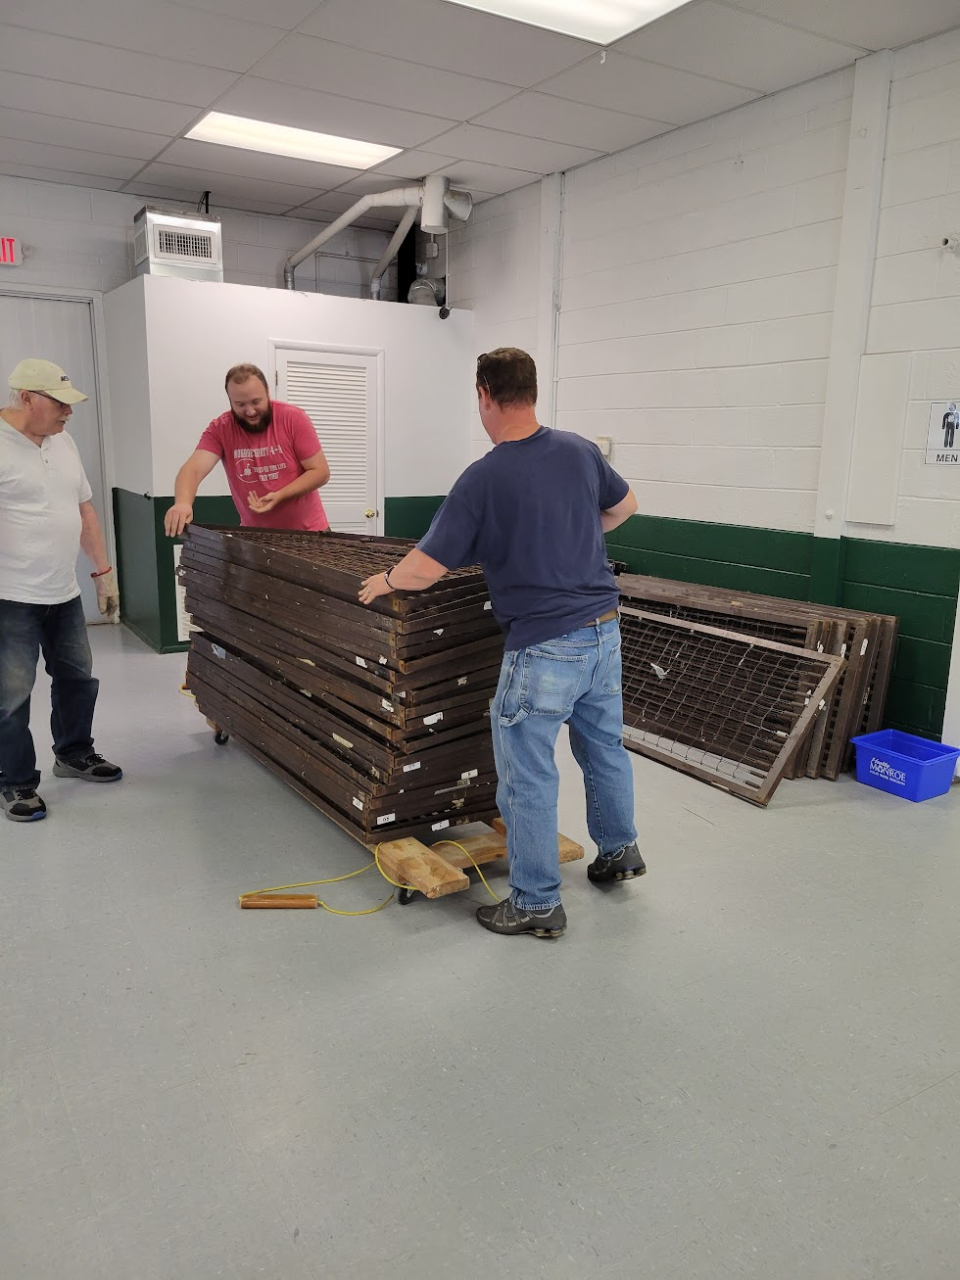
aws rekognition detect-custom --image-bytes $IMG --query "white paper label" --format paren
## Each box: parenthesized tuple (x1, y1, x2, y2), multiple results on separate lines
(376, 813, 395, 826)
(212, 644, 226, 659)
(333, 733, 354, 750)
(434, 628, 444, 636)
(381, 699, 394, 712)
(397, 691, 407, 699)
(423, 712, 444, 725)
(379, 656, 388, 665)
(173, 545, 191, 643)
(457, 677, 468, 686)
(402, 761, 421, 773)
(355, 656, 367, 668)
(860, 639, 868, 656)
(352, 797, 364, 811)
(432, 820, 450, 831)
(483, 601, 492, 611)
(461, 769, 478, 780)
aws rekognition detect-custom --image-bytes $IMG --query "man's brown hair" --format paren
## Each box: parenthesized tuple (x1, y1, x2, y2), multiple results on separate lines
(476, 348, 537, 408)
(224, 363, 269, 393)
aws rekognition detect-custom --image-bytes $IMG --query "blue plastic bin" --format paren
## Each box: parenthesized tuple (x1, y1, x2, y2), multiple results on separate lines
(850, 729, 960, 803)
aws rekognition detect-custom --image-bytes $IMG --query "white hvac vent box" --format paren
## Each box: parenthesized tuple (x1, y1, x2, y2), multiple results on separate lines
(133, 207, 223, 282)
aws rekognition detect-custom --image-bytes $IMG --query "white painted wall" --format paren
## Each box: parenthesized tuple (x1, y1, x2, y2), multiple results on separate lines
(105, 274, 474, 500)
(854, 26, 960, 551)
(102, 279, 152, 496)
(0, 175, 395, 299)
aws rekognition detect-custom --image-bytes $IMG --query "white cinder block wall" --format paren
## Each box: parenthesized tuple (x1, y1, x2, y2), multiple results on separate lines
(0, 176, 395, 299)
(860, 26, 960, 550)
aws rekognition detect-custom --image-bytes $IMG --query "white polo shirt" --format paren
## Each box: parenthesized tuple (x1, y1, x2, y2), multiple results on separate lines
(0, 417, 93, 605)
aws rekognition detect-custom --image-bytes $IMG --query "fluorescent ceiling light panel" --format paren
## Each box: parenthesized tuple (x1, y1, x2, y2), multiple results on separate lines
(442, 0, 693, 43)
(185, 112, 400, 170)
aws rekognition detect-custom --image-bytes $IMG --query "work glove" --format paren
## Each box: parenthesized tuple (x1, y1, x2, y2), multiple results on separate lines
(92, 567, 120, 619)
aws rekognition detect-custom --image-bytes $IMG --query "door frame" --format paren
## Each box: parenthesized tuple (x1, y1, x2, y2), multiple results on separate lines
(0, 281, 117, 570)
(267, 338, 386, 536)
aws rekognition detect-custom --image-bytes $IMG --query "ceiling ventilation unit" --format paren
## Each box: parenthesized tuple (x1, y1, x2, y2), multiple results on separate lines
(133, 207, 224, 282)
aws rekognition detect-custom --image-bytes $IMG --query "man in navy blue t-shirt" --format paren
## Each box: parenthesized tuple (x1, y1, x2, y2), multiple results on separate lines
(359, 348, 644, 938)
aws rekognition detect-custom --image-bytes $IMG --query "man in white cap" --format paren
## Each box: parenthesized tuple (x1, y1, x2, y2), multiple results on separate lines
(0, 358, 122, 823)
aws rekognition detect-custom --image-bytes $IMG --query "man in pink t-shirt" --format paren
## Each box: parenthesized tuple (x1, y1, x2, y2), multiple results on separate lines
(163, 363, 330, 537)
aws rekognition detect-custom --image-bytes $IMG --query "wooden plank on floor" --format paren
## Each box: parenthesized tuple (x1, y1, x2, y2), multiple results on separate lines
(376, 838, 469, 899)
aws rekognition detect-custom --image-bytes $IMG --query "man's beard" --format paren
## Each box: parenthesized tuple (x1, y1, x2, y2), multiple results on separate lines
(232, 404, 273, 434)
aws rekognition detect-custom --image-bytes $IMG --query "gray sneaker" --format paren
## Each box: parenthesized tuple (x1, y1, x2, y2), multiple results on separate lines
(475, 898, 567, 938)
(2, 788, 47, 822)
(587, 842, 646, 884)
(53, 753, 122, 783)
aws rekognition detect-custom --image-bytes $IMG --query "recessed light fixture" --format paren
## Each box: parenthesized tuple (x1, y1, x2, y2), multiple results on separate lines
(185, 112, 401, 170)
(442, 0, 693, 44)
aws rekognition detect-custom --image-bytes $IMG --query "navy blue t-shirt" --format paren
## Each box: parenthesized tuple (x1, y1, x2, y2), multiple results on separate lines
(417, 427, 629, 651)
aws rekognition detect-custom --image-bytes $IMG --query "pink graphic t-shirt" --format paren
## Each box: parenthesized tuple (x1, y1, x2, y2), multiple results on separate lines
(196, 401, 329, 531)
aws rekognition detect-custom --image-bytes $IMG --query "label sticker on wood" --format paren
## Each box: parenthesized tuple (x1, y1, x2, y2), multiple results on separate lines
(860, 639, 869, 656)
(376, 813, 396, 826)
(457, 677, 468, 686)
(432, 820, 450, 831)
(355, 656, 368, 668)
(352, 797, 364, 810)
(461, 768, 478, 779)
(402, 761, 421, 772)
(381, 699, 394, 712)
(484, 601, 492, 610)
(212, 644, 226, 659)
(333, 733, 354, 749)
(379, 656, 388, 665)
(423, 712, 444, 725)
(434, 628, 444, 636)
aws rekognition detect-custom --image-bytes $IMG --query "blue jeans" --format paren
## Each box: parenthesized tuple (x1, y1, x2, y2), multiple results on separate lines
(491, 619, 638, 910)
(0, 596, 99, 791)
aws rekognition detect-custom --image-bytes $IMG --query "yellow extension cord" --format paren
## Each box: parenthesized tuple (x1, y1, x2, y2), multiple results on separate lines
(238, 840, 500, 916)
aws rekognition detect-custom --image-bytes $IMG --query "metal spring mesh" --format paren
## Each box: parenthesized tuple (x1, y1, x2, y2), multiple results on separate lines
(619, 611, 835, 794)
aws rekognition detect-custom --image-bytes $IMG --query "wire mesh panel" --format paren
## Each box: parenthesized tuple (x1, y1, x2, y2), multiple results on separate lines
(618, 608, 844, 806)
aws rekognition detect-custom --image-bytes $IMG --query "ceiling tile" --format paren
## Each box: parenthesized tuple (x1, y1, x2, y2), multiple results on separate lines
(0, 138, 143, 179)
(0, 163, 125, 191)
(614, 2, 865, 92)
(255, 33, 519, 120)
(293, 191, 372, 216)
(160, 139, 360, 189)
(166, 0, 320, 27)
(125, 180, 210, 205)
(721, 0, 960, 53)
(0, 72, 199, 137)
(371, 150, 459, 179)
(300, 0, 595, 86)
(133, 161, 324, 208)
(434, 159, 541, 195)
(428, 123, 601, 172)
(0, 0, 285, 73)
(474, 92, 665, 151)
(0, 107, 170, 160)
(539, 49, 757, 124)
(0, 24, 236, 107)
(214, 78, 456, 150)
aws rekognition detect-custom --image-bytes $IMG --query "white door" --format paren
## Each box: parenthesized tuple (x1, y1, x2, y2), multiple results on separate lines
(0, 291, 107, 623)
(275, 347, 381, 535)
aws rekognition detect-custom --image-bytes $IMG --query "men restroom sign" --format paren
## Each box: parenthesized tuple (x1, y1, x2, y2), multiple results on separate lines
(0, 236, 21, 266)
(927, 401, 960, 465)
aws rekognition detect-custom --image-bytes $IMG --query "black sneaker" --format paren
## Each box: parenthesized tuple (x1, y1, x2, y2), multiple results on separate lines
(587, 842, 646, 885)
(476, 898, 567, 938)
(1, 788, 47, 822)
(53, 753, 123, 783)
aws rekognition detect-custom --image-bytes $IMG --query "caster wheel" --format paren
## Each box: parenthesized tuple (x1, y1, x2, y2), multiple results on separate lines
(214, 730, 229, 746)
(397, 887, 417, 905)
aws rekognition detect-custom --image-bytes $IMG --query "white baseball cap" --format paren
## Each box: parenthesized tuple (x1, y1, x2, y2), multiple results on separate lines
(8, 357, 88, 404)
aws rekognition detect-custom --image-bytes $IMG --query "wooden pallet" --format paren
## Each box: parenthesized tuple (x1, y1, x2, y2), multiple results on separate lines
(373, 816, 584, 902)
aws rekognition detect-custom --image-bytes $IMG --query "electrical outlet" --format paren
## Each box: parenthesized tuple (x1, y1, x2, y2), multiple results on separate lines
(595, 436, 612, 458)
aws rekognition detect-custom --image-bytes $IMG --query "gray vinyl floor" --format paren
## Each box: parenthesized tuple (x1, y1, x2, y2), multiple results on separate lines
(3, 624, 959, 1279)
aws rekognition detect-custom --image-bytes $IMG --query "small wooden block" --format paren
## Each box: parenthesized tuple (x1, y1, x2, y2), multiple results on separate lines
(431, 830, 507, 869)
(490, 817, 584, 863)
(376, 837, 469, 899)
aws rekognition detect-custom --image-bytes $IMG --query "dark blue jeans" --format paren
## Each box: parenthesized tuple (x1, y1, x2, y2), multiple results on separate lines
(0, 596, 99, 791)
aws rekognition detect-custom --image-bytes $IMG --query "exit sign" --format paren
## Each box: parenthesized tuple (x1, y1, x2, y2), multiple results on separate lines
(0, 237, 21, 266)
